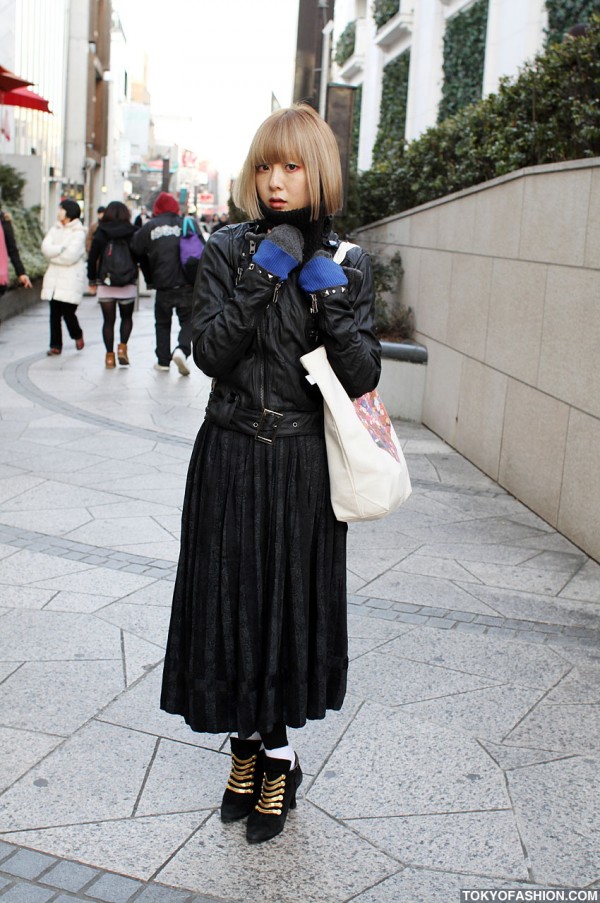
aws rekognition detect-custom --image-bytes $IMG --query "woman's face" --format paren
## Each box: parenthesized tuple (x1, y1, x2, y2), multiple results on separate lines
(255, 161, 310, 213)
(57, 207, 68, 224)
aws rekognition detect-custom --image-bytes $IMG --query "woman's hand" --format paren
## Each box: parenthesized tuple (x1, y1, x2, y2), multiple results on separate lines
(88, 284, 97, 295)
(298, 250, 348, 294)
(17, 274, 32, 289)
(252, 224, 304, 279)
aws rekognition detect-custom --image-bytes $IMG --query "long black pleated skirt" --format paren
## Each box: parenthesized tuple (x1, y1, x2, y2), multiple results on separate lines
(160, 421, 348, 737)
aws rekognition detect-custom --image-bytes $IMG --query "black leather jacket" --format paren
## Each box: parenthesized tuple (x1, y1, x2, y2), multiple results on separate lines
(192, 222, 381, 441)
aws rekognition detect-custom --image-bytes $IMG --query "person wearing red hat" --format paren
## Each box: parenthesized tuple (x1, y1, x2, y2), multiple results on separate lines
(131, 192, 192, 375)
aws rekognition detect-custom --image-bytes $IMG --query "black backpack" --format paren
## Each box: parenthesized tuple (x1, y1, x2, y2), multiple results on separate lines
(98, 237, 138, 287)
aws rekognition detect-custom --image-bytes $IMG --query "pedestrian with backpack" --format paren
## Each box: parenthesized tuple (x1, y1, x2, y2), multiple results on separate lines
(131, 192, 193, 376)
(87, 201, 139, 368)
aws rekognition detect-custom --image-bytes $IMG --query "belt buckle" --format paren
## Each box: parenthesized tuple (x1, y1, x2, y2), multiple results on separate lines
(255, 408, 283, 444)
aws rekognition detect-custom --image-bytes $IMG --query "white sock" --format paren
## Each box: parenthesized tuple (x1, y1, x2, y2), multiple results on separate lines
(264, 744, 295, 766)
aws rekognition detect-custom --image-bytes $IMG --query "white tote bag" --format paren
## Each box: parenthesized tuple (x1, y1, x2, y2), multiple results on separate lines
(300, 344, 412, 522)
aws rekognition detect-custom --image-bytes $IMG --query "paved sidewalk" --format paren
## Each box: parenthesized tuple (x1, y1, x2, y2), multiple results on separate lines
(0, 297, 599, 903)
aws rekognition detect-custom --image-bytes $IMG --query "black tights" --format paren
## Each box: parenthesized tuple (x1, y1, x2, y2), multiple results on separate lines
(100, 300, 134, 352)
(241, 723, 288, 749)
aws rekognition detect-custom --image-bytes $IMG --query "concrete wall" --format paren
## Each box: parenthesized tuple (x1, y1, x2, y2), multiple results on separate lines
(356, 158, 600, 562)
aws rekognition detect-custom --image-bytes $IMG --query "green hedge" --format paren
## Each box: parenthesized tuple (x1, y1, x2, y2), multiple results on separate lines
(335, 20, 356, 67)
(546, 0, 600, 45)
(438, 0, 489, 122)
(372, 50, 410, 167)
(358, 15, 600, 224)
(372, 0, 400, 31)
(7, 207, 46, 282)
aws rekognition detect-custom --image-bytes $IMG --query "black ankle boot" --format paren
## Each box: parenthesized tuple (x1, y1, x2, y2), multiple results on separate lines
(246, 754, 303, 844)
(220, 737, 265, 822)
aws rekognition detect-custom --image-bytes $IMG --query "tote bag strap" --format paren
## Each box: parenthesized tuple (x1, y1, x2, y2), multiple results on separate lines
(333, 240, 357, 265)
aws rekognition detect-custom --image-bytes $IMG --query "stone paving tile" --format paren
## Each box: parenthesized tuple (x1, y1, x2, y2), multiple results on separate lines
(0, 661, 125, 738)
(156, 806, 397, 903)
(1, 311, 600, 901)
(41, 859, 101, 892)
(378, 625, 570, 689)
(357, 571, 499, 615)
(308, 703, 509, 819)
(505, 701, 600, 755)
(133, 886, 197, 902)
(1, 849, 57, 881)
(0, 721, 157, 832)
(0, 727, 63, 792)
(348, 649, 498, 706)
(399, 683, 547, 743)
(458, 582, 600, 628)
(507, 757, 600, 886)
(559, 559, 600, 602)
(0, 882, 57, 902)
(84, 872, 144, 902)
(0, 608, 123, 663)
(349, 810, 528, 879)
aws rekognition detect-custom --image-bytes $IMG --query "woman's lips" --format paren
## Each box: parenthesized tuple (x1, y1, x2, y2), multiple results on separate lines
(269, 198, 286, 208)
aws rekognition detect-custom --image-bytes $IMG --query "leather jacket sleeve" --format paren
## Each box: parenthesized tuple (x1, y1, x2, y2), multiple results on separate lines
(312, 247, 381, 398)
(192, 227, 277, 377)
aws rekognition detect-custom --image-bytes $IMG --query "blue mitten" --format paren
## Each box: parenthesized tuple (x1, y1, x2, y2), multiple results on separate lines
(252, 224, 304, 279)
(298, 250, 348, 293)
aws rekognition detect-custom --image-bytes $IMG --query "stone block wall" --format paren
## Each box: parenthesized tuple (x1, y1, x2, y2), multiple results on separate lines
(357, 158, 600, 561)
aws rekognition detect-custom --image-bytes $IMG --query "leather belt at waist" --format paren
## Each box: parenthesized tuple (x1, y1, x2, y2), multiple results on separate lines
(206, 406, 323, 444)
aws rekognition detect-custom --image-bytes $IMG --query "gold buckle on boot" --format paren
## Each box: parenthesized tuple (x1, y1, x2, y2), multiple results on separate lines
(226, 753, 258, 795)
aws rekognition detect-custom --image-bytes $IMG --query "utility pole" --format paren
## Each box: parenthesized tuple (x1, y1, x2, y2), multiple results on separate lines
(161, 157, 170, 192)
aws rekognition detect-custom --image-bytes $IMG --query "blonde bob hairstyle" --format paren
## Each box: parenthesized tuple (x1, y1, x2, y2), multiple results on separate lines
(233, 104, 343, 221)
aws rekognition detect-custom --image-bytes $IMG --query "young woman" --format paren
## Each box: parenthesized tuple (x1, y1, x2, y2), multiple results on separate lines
(41, 200, 86, 355)
(160, 104, 381, 844)
(87, 201, 138, 368)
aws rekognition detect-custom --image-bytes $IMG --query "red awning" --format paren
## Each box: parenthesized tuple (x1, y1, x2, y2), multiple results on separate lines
(0, 65, 33, 93)
(0, 86, 51, 112)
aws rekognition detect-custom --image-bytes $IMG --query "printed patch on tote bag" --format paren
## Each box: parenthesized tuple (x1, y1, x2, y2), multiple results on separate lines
(353, 391, 401, 463)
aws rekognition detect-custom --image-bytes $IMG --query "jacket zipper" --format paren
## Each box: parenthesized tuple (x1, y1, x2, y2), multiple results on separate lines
(259, 282, 281, 410)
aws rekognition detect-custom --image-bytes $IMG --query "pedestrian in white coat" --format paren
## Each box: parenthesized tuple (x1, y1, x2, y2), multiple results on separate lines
(41, 200, 87, 355)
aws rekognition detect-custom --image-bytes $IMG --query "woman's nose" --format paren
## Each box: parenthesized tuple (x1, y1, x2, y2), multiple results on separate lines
(268, 165, 284, 189)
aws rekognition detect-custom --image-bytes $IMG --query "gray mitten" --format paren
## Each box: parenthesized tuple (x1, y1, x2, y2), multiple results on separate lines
(267, 225, 304, 263)
(253, 224, 304, 278)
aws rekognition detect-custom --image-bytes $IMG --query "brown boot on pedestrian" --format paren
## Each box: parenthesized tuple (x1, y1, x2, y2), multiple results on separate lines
(117, 343, 129, 365)
(105, 352, 116, 369)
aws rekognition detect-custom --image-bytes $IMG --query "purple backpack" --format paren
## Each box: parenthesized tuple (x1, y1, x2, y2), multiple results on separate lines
(180, 216, 205, 285)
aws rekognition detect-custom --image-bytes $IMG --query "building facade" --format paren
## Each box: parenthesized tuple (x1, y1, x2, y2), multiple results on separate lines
(330, 0, 549, 171)
(0, 0, 113, 227)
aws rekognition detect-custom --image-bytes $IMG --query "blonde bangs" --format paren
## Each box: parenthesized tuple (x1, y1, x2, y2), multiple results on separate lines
(234, 105, 343, 220)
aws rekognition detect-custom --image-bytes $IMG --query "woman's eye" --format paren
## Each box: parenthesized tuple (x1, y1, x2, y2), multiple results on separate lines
(286, 163, 301, 171)
(256, 164, 270, 173)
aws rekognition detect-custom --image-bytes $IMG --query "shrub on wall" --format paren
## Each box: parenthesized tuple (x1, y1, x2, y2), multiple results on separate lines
(545, 0, 600, 44)
(7, 206, 46, 282)
(371, 252, 414, 340)
(372, 50, 410, 168)
(438, 0, 489, 122)
(373, 0, 400, 31)
(335, 20, 357, 66)
(358, 15, 600, 224)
